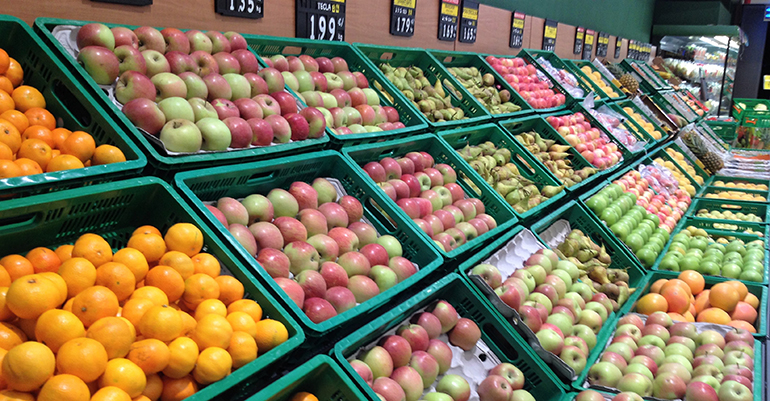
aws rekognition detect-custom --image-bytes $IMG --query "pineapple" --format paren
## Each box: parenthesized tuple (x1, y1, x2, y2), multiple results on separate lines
(603, 61, 639, 96)
(619, 73, 639, 94)
(682, 131, 724, 175)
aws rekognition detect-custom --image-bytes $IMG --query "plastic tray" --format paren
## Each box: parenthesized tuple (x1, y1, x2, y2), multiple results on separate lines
(174, 150, 442, 339)
(0, 15, 146, 199)
(334, 273, 570, 397)
(342, 134, 518, 261)
(439, 123, 568, 222)
(687, 198, 770, 225)
(517, 49, 595, 105)
(497, 114, 606, 193)
(566, 60, 626, 102)
(242, 35, 428, 148)
(352, 43, 490, 130)
(0, 177, 304, 401)
(428, 49, 534, 120)
(33, 18, 330, 180)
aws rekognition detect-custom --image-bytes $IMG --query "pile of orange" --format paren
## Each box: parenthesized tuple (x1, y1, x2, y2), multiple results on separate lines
(636, 270, 759, 332)
(0, 223, 288, 401)
(0, 47, 126, 180)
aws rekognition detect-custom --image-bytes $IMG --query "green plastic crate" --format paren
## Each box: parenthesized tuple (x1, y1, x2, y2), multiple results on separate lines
(650, 91, 693, 123)
(352, 43, 490, 130)
(661, 142, 711, 185)
(687, 198, 770, 225)
(246, 355, 366, 401)
(646, 149, 706, 195)
(334, 273, 570, 396)
(607, 103, 662, 148)
(568, 103, 648, 156)
(0, 15, 146, 199)
(517, 49, 594, 105)
(732, 98, 770, 120)
(615, 99, 676, 136)
(428, 49, 534, 120)
(439, 123, 568, 221)
(241, 35, 428, 148)
(699, 121, 734, 150)
(34, 18, 330, 180)
(497, 115, 605, 193)
(705, 176, 770, 199)
(174, 150, 442, 339)
(611, 101, 668, 145)
(619, 59, 669, 92)
(566, 60, 626, 102)
(342, 134, 517, 261)
(698, 186, 769, 203)
(0, 177, 304, 401)
(678, 216, 769, 244)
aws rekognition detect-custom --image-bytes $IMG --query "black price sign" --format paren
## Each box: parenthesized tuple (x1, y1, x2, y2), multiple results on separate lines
(628, 40, 636, 59)
(438, 0, 459, 41)
(596, 32, 609, 57)
(509, 11, 525, 49)
(215, 0, 263, 18)
(573, 27, 584, 55)
(458, 0, 478, 43)
(296, 0, 346, 41)
(542, 19, 557, 51)
(615, 37, 622, 58)
(91, 0, 151, 5)
(583, 29, 594, 60)
(390, 0, 416, 37)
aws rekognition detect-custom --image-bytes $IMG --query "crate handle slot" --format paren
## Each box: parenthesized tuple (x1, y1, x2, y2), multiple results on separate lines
(365, 199, 398, 233)
(378, 52, 395, 61)
(0, 213, 39, 235)
(511, 154, 536, 176)
(719, 204, 743, 211)
(52, 79, 92, 128)
(441, 56, 455, 63)
(281, 46, 303, 56)
(245, 170, 277, 186)
(482, 322, 520, 362)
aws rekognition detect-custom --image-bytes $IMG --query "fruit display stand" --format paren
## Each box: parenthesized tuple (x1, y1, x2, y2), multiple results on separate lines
(246, 355, 367, 401)
(607, 103, 666, 148)
(343, 133, 518, 261)
(619, 59, 671, 93)
(33, 18, 331, 180)
(616, 98, 678, 136)
(659, 142, 712, 188)
(333, 273, 571, 398)
(0, 177, 304, 400)
(649, 91, 696, 126)
(241, 35, 428, 148)
(517, 49, 595, 105)
(174, 150, 442, 340)
(700, 120, 736, 149)
(569, 103, 653, 156)
(427, 49, 534, 120)
(732, 98, 770, 120)
(439, 122, 568, 222)
(497, 115, 606, 193)
(645, 149, 706, 197)
(658, 90, 700, 123)
(353, 43, 490, 131)
(0, 15, 146, 199)
(686, 198, 770, 227)
(565, 60, 627, 103)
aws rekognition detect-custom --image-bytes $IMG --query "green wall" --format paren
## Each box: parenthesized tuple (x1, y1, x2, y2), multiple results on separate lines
(653, 1, 731, 25)
(477, 0, 655, 42)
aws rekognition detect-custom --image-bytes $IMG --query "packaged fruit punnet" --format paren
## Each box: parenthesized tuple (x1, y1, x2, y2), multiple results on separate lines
(334, 273, 567, 401)
(585, 104, 646, 153)
(536, 56, 585, 99)
(579, 311, 760, 401)
(175, 150, 442, 338)
(0, 177, 303, 401)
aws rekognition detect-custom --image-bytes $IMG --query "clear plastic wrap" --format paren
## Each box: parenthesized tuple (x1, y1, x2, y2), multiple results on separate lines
(536, 56, 585, 98)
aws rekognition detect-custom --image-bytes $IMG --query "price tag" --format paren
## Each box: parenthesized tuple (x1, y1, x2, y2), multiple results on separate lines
(215, 0, 263, 18)
(458, 0, 478, 43)
(582, 29, 594, 60)
(91, 0, 151, 5)
(296, 0, 346, 41)
(615, 37, 622, 58)
(438, 0, 459, 41)
(390, 0, 416, 37)
(542, 19, 557, 51)
(573, 26, 584, 55)
(596, 32, 609, 57)
(629, 40, 636, 59)
(509, 11, 525, 49)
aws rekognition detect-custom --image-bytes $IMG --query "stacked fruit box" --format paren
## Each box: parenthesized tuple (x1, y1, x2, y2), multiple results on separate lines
(566, 60, 627, 102)
(517, 49, 595, 105)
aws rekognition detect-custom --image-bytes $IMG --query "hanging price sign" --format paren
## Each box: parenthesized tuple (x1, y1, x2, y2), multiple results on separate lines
(216, 0, 263, 18)
(438, 0, 459, 41)
(296, 0, 345, 41)
(509, 11, 525, 48)
(542, 19, 557, 51)
(615, 37, 622, 58)
(390, 0, 416, 37)
(574, 27, 584, 55)
(458, 0, 478, 43)
(596, 32, 609, 57)
(583, 29, 594, 60)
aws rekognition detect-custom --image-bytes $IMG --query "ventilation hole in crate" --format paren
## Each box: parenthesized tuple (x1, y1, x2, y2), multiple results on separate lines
(478, 352, 488, 362)
(43, 208, 63, 222)
(330, 390, 344, 401)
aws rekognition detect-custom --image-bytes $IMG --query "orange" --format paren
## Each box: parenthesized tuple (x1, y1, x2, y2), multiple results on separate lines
(253, 319, 288, 354)
(0, 161, 21, 179)
(162, 337, 198, 379)
(0, 268, 9, 288)
(290, 392, 319, 401)
(0, 119, 20, 154)
(98, 358, 146, 398)
(133, 226, 162, 237)
(182, 274, 220, 310)
(71, 286, 119, 327)
(54, 244, 74, 262)
(660, 279, 692, 298)
(179, 311, 197, 337)
(0, 50, 8, 75)
(57, 257, 97, 298)
(111, 248, 149, 284)
(744, 293, 760, 309)
(667, 312, 687, 322)
(661, 285, 690, 314)
(90, 386, 131, 401)
(192, 347, 232, 385)
(678, 271, 705, 295)
(0, 390, 34, 401)
(142, 373, 162, 401)
(36, 374, 90, 401)
(160, 375, 197, 401)
(727, 320, 757, 333)
(71, 233, 113, 268)
(228, 331, 257, 369)
(55, 337, 108, 382)
(0, 288, 14, 322)
(158, 251, 194, 280)
(164, 224, 204, 258)
(95, 262, 135, 301)
(22, 108, 54, 131)
(216, 275, 244, 306)
(191, 253, 220, 277)
(15, 318, 35, 341)
(5, 274, 59, 320)
(86, 316, 135, 360)
(636, 293, 669, 315)
(34, 309, 85, 353)
(50, 128, 71, 150)
(0, 91, 13, 116)
(0, 142, 11, 160)
(0, 323, 26, 351)
(12, 159, 41, 176)
(20, 125, 52, 147)
(129, 286, 169, 306)
(10, 86, 44, 112)
(709, 282, 741, 312)
(0, 255, 33, 281)
(0, 78, 12, 95)
(138, 304, 183, 342)
(144, 266, 184, 303)
(120, 298, 155, 329)
(226, 312, 257, 338)
(4, 58, 22, 88)
(227, 299, 262, 323)
(190, 314, 232, 350)
(127, 234, 166, 263)
(45, 154, 84, 172)
(0, 111, 28, 134)
(25, 247, 60, 274)
(2, 341, 55, 392)
(725, 281, 749, 301)
(60, 131, 95, 163)
(697, 307, 732, 325)
(0, 347, 7, 388)
(127, 339, 170, 375)
(194, 299, 227, 321)
(92, 145, 126, 165)
(730, 301, 758, 324)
